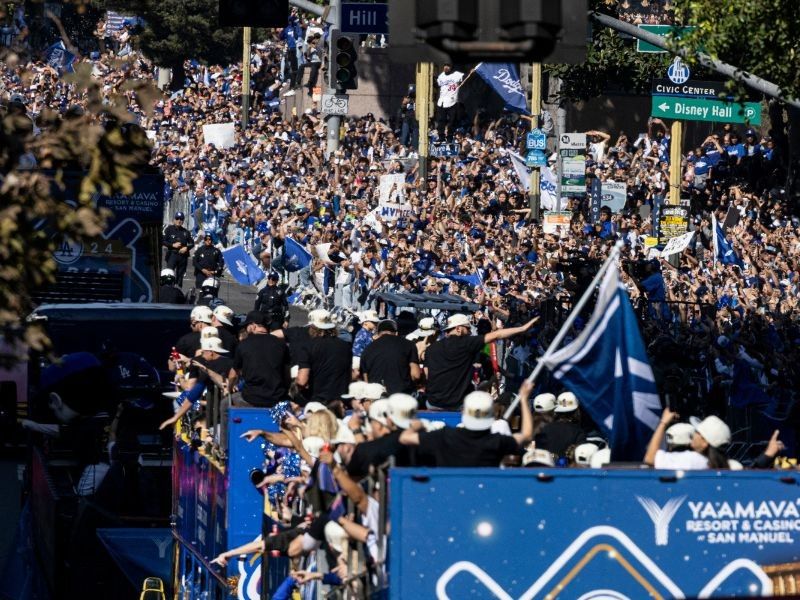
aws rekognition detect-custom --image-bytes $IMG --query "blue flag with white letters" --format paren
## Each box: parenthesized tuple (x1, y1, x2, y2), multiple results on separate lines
(283, 237, 312, 272)
(474, 63, 529, 114)
(222, 244, 265, 286)
(713, 216, 743, 266)
(45, 41, 76, 75)
(542, 267, 661, 461)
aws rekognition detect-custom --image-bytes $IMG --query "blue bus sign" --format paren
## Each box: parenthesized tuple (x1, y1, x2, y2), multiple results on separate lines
(526, 129, 546, 150)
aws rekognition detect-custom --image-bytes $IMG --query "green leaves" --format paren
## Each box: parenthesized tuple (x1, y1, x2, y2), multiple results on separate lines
(0, 48, 153, 362)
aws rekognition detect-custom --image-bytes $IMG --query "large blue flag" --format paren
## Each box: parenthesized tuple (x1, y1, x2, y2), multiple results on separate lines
(713, 214, 743, 266)
(283, 237, 312, 272)
(474, 63, 529, 114)
(45, 41, 76, 75)
(222, 244, 265, 285)
(432, 271, 482, 288)
(541, 267, 661, 461)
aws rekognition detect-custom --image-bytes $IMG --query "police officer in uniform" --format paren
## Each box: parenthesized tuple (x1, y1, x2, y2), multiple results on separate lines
(163, 212, 193, 287)
(192, 233, 224, 290)
(158, 268, 186, 304)
(254, 272, 287, 327)
(196, 277, 225, 309)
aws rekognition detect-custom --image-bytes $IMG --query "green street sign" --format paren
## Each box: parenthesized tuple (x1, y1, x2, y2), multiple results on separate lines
(636, 25, 696, 53)
(651, 95, 761, 125)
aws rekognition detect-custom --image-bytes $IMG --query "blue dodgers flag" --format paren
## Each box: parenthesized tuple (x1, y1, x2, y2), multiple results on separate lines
(222, 244, 265, 285)
(474, 63, 529, 114)
(283, 237, 312, 272)
(713, 214, 743, 266)
(45, 41, 76, 75)
(542, 267, 661, 461)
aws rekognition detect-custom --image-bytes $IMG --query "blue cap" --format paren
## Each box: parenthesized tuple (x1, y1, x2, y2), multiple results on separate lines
(174, 211, 185, 220)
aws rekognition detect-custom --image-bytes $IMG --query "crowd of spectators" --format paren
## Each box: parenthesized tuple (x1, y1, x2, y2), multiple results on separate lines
(3, 7, 800, 596)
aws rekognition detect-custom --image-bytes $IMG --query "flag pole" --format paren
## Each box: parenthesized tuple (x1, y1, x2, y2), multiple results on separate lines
(711, 213, 718, 267)
(503, 240, 625, 420)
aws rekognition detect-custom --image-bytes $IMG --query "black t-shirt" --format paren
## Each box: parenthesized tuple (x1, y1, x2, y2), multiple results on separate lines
(216, 327, 238, 354)
(159, 285, 185, 304)
(296, 336, 352, 404)
(534, 421, 586, 459)
(189, 354, 234, 386)
(360, 335, 419, 394)
(175, 331, 201, 358)
(417, 427, 520, 467)
(283, 326, 311, 365)
(233, 333, 289, 407)
(347, 430, 403, 478)
(424, 335, 486, 409)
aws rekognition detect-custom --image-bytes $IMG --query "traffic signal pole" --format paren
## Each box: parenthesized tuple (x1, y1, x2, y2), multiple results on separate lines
(241, 26, 251, 129)
(416, 62, 433, 180)
(325, 0, 341, 157)
(529, 62, 542, 221)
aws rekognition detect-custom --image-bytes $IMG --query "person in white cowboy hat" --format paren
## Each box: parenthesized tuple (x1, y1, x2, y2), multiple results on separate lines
(228, 311, 290, 408)
(211, 304, 238, 353)
(534, 391, 587, 460)
(172, 305, 214, 366)
(295, 309, 352, 405)
(271, 307, 329, 365)
(352, 309, 381, 360)
(159, 336, 232, 430)
(424, 314, 539, 410)
(406, 316, 439, 364)
(400, 381, 534, 467)
(345, 394, 425, 479)
(532, 392, 556, 437)
(359, 319, 421, 394)
(644, 407, 731, 469)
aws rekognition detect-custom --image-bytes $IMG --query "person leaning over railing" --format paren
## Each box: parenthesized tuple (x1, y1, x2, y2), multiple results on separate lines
(399, 380, 534, 467)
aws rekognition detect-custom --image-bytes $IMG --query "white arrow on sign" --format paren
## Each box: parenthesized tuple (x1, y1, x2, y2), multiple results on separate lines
(658, 102, 670, 111)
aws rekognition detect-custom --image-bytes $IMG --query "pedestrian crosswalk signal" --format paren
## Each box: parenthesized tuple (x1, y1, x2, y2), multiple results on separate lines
(331, 32, 358, 90)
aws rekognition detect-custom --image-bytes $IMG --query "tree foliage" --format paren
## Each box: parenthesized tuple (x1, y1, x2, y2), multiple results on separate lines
(671, 0, 800, 101)
(547, 25, 670, 102)
(105, 0, 243, 69)
(0, 52, 156, 364)
(549, 0, 800, 105)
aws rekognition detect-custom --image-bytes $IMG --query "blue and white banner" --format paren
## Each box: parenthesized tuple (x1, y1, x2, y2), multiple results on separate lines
(541, 266, 661, 461)
(508, 151, 557, 211)
(222, 244, 265, 286)
(390, 469, 792, 599)
(713, 214, 743, 267)
(283, 237, 312, 272)
(474, 63, 529, 114)
(45, 41, 76, 75)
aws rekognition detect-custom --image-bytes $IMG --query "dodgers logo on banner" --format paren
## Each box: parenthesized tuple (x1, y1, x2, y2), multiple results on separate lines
(474, 63, 529, 114)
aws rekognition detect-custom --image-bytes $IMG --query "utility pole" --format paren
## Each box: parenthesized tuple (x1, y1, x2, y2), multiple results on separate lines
(528, 62, 542, 221)
(241, 26, 251, 129)
(416, 62, 433, 180)
(325, 0, 341, 156)
(668, 120, 682, 205)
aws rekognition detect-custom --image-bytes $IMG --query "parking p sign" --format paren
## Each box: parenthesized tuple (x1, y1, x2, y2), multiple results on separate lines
(526, 129, 546, 151)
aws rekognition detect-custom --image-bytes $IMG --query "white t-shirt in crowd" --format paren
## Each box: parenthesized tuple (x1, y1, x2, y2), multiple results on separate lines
(654, 449, 708, 470)
(436, 71, 464, 108)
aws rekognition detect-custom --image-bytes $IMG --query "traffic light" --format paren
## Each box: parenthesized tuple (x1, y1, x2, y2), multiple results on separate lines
(219, 0, 289, 28)
(330, 31, 359, 90)
(389, 0, 587, 64)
